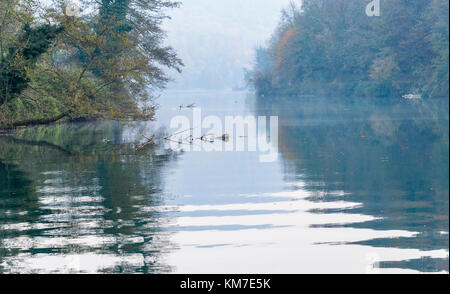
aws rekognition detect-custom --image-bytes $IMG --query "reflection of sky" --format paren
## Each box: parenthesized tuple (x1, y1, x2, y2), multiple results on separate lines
(155, 90, 286, 205)
(1, 90, 448, 273)
(155, 90, 449, 274)
(163, 198, 446, 274)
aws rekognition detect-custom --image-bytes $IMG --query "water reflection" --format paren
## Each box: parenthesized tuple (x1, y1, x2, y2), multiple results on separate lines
(0, 122, 178, 273)
(254, 96, 449, 272)
(144, 91, 448, 274)
(0, 91, 448, 273)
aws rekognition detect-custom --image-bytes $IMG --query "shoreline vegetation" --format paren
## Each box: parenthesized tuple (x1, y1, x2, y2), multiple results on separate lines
(0, 0, 182, 131)
(246, 0, 449, 99)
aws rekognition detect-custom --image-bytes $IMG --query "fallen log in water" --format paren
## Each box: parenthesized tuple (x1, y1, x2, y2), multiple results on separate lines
(136, 134, 156, 150)
(0, 112, 70, 130)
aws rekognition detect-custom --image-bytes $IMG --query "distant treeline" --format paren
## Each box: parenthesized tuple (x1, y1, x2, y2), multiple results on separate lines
(247, 0, 449, 98)
(0, 0, 182, 129)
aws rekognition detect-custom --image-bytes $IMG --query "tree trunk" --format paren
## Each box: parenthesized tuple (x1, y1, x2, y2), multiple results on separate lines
(0, 112, 69, 130)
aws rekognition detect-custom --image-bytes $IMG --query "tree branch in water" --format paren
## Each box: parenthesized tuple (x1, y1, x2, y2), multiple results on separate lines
(1, 112, 69, 130)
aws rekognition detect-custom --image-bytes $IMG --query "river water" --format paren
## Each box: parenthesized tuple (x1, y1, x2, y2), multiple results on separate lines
(0, 90, 448, 273)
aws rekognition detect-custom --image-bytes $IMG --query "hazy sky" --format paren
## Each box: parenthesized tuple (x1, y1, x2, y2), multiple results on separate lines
(163, 0, 296, 89)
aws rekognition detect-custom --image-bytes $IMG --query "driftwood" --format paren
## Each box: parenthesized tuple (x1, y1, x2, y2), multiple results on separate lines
(178, 103, 196, 110)
(217, 134, 230, 142)
(136, 134, 156, 150)
(163, 127, 194, 140)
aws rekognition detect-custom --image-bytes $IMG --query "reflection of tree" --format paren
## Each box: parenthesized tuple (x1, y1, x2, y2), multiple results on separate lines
(0, 160, 38, 273)
(379, 257, 449, 273)
(0, 121, 177, 273)
(254, 96, 449, 272)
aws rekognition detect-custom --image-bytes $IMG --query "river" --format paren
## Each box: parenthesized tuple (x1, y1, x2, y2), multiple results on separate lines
(0, 90, 448, 273)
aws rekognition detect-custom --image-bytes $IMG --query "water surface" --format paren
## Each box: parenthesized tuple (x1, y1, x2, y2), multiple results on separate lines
(0, 91, 448, 273)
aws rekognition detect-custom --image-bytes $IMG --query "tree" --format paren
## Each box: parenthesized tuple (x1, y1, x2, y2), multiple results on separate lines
(0, 0, 183, 128)
(0, 0, 61, 105)
(249, 0, 449, 98)
(0, 23, 62, 105)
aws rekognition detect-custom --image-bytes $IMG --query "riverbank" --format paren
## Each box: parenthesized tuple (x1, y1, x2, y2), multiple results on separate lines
(0, 114, 100, 132)
(0, 0, 181, 134)
(248, 0, 449, 99)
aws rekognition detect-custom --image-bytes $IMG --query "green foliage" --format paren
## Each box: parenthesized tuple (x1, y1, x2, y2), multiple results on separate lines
(0, 23, 62, 104)
(0, 0, 182, 129)
(20, 23, 63, 61)
(0, 0, 62, 106)
(248, 0, 449, 98)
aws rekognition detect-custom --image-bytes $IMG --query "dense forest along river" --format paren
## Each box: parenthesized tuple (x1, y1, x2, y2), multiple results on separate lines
(0, 90, 448, 273)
